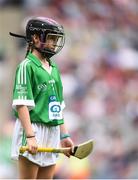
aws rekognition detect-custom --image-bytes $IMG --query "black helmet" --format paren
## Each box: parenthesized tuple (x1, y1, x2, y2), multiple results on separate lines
(9, 17, 65, 59)
(25, 17, 65, 58)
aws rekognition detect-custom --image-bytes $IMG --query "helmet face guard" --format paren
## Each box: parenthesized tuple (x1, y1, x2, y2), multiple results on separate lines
(45, 33, 65, 54)
(34, 32, 65, 59)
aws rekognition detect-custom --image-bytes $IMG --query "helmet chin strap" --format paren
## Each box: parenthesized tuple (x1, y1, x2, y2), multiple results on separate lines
(33, 45, 55, 60)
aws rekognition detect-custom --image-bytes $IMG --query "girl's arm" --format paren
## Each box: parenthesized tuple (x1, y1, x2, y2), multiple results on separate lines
(60, 123, 74, 157)
(60, 123, 70, 136)
(17, 105, 38, 154)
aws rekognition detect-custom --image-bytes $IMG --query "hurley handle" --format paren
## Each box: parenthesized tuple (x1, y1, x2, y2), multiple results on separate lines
(19, 146, 71, 154)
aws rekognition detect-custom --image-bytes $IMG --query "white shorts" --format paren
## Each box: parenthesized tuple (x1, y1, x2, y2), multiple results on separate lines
(11, 119, 60, 167)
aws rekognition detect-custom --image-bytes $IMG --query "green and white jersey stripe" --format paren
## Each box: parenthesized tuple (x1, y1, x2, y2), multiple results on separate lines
(18, 59, 30, 85)
(12, 52, 65, 126)
(12, 58, 35, 110)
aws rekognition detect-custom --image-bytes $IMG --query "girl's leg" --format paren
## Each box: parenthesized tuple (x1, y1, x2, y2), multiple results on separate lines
(18, 155, 39, 179)
(37, 164, 56, 179)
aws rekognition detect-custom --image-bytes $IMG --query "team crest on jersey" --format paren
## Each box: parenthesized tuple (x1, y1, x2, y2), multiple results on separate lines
(16, 84, 27, 94)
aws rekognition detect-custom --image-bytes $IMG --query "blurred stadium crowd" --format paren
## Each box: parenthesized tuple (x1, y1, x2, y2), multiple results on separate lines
(0, 0, 138, 179)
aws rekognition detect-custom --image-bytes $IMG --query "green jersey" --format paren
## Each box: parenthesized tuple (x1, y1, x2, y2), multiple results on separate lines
(12, 52, 65, 126)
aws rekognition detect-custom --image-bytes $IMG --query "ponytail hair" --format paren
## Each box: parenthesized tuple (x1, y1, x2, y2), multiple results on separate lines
(25, 42, 33, 58)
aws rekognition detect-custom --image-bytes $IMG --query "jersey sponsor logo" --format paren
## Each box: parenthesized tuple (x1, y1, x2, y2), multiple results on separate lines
(49, 101, 62, 120)
(50, 104, 61, 113)
(37, 83, 47, 92)
(48, 79, 55, 84)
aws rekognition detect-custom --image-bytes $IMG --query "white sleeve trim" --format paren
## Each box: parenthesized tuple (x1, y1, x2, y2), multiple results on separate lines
(12, 99, 35, 111)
